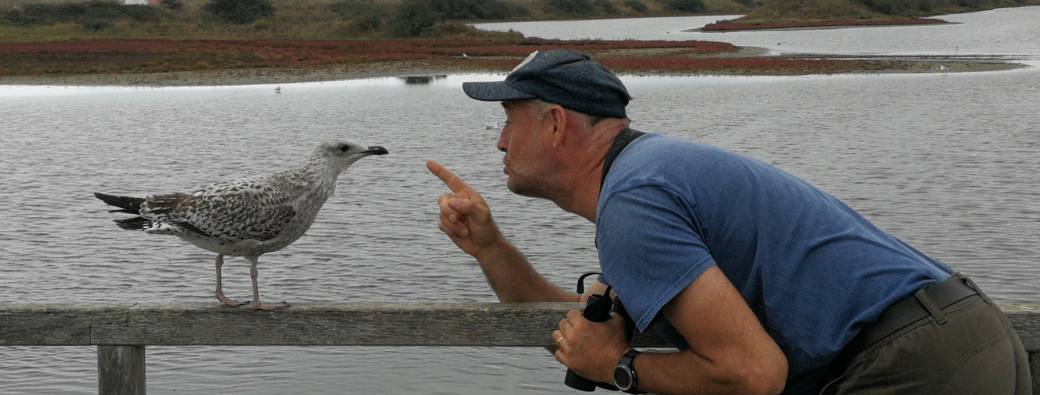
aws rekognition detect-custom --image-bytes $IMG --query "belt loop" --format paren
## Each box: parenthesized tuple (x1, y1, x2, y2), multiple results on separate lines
(959, 274, 991, 304)
(914, 288, 948, 325)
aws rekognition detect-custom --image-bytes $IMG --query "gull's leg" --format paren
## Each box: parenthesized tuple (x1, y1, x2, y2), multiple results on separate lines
(247, 255, 288, 311)
(214, 254, 246, 307)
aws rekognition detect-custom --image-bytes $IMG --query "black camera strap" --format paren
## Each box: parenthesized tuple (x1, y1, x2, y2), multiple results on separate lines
(596, 128, 645, 251)
(588, 129, 690, 356)
(599, 127, 646, 193)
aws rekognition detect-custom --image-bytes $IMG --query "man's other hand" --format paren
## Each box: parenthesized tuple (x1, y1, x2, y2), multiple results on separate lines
(553, 310, 630, 384)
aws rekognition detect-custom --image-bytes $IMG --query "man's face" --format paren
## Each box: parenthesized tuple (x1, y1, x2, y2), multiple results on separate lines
(497, 100, 554, 198)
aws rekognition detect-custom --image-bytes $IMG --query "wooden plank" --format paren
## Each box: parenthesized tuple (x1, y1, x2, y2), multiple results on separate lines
(0, 304, 123, 345)
(1005, 305, 1040, 353)
(0, 303, 582, 346)
(0, 303, 1038, 390)
(0, 303, 1037, 349)
(97, 345, 145, 395)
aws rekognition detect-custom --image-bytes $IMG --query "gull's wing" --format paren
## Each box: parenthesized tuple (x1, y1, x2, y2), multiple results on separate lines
(140, 175, 299, 242)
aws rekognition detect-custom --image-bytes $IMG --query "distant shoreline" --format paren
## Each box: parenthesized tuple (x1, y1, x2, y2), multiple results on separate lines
(0, 59, 1024, 87)
(0, 62, 467, 87)
(696, 17, 949, 32)
(0, 58, 1022, 87)
(0, 39, 1026, 88)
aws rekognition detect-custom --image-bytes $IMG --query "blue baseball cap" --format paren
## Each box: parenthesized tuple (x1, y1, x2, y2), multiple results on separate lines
(463, 50, 631, 118)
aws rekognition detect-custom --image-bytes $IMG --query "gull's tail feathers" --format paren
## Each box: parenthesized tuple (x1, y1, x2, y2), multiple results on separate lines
(95, 192, 152, 231)
(114, 216, 152, 230)
(94, 192, 144, 215)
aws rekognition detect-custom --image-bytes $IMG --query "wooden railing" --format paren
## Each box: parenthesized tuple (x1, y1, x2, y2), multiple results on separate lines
(1, 303, 1037, 394)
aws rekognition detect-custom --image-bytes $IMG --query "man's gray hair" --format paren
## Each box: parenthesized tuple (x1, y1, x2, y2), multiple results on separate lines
(528, 99, 607, 129)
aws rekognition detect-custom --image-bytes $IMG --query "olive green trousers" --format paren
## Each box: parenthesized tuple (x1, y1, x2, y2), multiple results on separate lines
(821, 293, 1031, 394)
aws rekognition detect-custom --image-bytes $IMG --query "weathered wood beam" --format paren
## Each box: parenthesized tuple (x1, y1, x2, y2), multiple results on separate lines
(0, 303, 583, 346)
(1004, 304, 1040, 354)
(0, 303, 1037, 350)
(1, 303, 1038, 391)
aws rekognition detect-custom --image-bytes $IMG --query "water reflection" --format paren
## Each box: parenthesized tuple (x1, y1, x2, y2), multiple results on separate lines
(399, 75, 449, 85)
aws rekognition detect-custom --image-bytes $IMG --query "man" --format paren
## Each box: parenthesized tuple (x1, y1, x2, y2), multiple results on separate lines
(428, 50, 1030, 394)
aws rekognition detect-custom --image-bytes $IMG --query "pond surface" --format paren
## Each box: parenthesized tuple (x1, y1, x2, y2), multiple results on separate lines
(475, 6, 1040, 57)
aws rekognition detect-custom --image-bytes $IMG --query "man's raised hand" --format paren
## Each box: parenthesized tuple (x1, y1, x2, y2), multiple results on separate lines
(427, 160, 503, 259)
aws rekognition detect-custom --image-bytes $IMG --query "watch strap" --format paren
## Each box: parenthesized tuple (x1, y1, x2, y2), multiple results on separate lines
(616, 349, 642, 394)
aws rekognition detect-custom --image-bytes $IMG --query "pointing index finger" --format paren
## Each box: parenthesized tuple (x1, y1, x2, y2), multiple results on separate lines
(426, 160, 471, 193)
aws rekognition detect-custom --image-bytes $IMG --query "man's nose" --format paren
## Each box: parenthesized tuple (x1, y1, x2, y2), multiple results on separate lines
(497, 130, 508, 152)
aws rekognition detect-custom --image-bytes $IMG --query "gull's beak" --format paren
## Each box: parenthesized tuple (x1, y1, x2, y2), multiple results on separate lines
(363, 146, 389, 155)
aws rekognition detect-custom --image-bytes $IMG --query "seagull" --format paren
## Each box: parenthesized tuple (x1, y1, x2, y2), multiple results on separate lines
(95, 141, 388, 310)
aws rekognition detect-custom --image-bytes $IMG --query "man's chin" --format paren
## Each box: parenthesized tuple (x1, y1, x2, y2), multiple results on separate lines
(506, 178, 533, 197)
(507, 179, 550, 200)
(506, 179, 523, 194)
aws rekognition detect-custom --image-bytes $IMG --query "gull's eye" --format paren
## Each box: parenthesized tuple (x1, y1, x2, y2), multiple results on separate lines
(338, 144, 351, 152)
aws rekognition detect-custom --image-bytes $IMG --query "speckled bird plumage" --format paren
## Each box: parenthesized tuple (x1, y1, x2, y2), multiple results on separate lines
(95, 140, 388, 310)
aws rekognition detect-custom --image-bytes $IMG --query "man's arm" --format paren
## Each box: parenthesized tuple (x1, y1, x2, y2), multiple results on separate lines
(555, 266, 787, 395)
(427, 160, 577, 303)
(636, 266, 787, 394)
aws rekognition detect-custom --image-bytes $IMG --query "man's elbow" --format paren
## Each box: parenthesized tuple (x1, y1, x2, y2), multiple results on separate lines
(699, 354, 787, 395)
(740, 353, 788, 395)
(742, 375, 786, 395)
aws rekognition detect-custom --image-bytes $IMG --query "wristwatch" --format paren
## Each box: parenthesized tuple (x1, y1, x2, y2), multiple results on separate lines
(612, 349, 641, 393)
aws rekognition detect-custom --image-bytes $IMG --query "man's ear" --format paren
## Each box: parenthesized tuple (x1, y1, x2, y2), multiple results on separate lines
(547, 105, 568, 149)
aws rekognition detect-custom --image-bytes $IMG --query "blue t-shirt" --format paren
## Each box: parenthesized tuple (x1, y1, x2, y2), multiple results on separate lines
(596, 133, 952, 391)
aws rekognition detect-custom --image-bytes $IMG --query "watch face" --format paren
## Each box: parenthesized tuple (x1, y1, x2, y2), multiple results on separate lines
(613, 366, 634, 390)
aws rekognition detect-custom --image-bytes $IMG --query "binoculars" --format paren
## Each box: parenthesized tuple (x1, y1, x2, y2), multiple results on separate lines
(564, 272, 620, 392)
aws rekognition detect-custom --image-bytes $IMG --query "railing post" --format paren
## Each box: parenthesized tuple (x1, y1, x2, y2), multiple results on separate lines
(97, 345, 145, 395)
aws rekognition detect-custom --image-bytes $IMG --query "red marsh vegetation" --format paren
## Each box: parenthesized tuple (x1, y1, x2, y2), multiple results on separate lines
(0, 37, 883, 78)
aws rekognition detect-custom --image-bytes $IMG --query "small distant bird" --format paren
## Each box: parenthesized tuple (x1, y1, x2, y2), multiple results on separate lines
(95, 141, 388, 310)
(274, 86, 281, 94)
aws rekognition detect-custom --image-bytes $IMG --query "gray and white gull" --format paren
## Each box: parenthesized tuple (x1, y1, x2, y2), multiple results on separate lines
(95, 141, 388, 310)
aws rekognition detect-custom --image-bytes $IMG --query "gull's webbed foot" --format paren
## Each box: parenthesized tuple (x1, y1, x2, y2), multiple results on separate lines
(216, 290, 249, 307)
(249, 301, 290, 311)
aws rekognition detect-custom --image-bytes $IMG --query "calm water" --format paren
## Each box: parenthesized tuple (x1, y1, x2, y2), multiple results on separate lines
(475, 6, 1040, 56)
(1, 7, 1038, 394)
